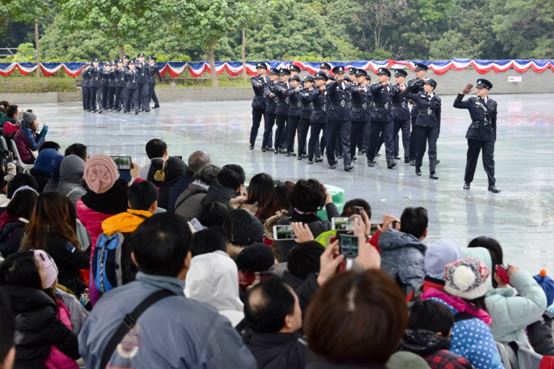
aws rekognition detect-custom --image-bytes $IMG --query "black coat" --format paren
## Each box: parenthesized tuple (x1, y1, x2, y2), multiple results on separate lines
(369, 83, 397, 123)
(0, 286, 79, 369)
(453, 93, 497, 141)
(404, 92, 441, 128)
(325, 80, 351, 121)
(45, 233, 89, 295)
(0, 220, 26, 257)
(243, 332, 309, 369)
(264, 81, 278, 114)
(299, 88, 315, 120)
(252, 75, 267, 110)
(310, 89, 327, 124)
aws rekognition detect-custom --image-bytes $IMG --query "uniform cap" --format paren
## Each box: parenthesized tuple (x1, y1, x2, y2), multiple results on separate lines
(377, 67, 391, 77)
(476, 79, 493, 90)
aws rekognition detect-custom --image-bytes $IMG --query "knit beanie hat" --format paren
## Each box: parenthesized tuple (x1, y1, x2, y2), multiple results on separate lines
(444, 257, 490, 300)
(425, 239, 462, 280)
(534, 269, 554, 307)
(288, 241, 324, 280)
(84, 155, 119, 194)
(230, 208, 264, 246)
(235, 243, 275, 272)
(33, 249, 58, 289)
(22, 111, 37, 126)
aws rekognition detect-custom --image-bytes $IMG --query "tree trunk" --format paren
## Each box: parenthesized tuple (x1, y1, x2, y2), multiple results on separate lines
(34, 20, 40, 78)
(208, 43, 219, 88)
(241, 28, 247, 79)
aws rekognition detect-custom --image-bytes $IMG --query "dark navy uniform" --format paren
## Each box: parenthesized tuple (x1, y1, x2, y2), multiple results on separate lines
(407, 62, 428, 161)
(367, 68, 397, 168)
(453, 79, 499, 192)
(350, 69, 371, 160)
(88, 61, 100, 112)
(272, 70, 290, 153)
(81, 64, 91, 111)
(135, 54, 150, 111)
(249, 63, 268, 150)
(125, 63, 140, 114)
(106, 63, 115, 110)
(404, 79, 441, 178)
(325, 66, 352, 171)
(297, 76, 315, 159)
(113, 62, 126, 111)
(148, 56, 162, 109)
(392, 69, 411, 162)
(262, 68, 279, 151)
(286, 76, 302, 156)
(307, 74, 328, 163)
(95, 64, 109, 113)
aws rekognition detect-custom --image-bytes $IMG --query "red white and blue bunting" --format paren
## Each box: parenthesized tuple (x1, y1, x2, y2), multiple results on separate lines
(1, 59, 553, 78)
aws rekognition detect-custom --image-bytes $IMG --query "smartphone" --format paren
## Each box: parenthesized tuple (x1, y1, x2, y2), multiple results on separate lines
(272, 225, 295, 241)
(495, 265, 510, 285)
(339, 234, 359, 259)
(110, 156, 132, 171)
(332, 217, 354, 231)
(174, 155, 183, 160)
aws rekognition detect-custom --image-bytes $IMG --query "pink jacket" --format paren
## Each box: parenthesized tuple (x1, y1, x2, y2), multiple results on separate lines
(45, 299, 79, 369)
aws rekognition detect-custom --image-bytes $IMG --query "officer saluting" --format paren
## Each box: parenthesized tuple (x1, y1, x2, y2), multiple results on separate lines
(148, 56, 162, 109)
(407, 62, 428, 164)
(249, 62, 268, 150)
(453, 79, 500, 193)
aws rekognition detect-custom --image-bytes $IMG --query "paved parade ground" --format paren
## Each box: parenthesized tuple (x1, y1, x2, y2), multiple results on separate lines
(29, 93, 554, 271)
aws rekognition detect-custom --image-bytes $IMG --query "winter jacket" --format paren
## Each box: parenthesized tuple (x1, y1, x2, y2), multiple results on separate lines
(56, 288, 88, 334)
(174, 182, 209, 221)
(0, 286, 80, 369)
(379, 230, 427, 295)
(275, 203, 339, 262)
(45, 299, 79, 369)
(185, 250, 244, 327)
(202, 182, 240, 206)
(43, 233, 89, 296)
(78, 272, 256, 369)
(400, 329, 473, 369)
(422, 288, 503, 369)
(527, 312, 554, 355)
(56, 155, 86, 207)
(485, 269, 546, 344)
(0, 217, 28, 257)
(307, 358, 387, 369)
(167, 170, 194, 213)
(14, 126, 47, 164)
(242, 332, 309, 369)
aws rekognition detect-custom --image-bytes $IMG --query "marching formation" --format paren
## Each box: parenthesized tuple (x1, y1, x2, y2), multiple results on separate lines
(80, 53, 162, 115)
(249, 62, 500, 193)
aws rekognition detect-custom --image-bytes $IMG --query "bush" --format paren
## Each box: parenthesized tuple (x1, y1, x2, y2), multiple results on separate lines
(0, 76, 79, 93)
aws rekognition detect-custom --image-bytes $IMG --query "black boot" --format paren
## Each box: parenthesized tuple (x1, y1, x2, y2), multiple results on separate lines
(488, 185, 501, 194)
(463, 183, 471, 190)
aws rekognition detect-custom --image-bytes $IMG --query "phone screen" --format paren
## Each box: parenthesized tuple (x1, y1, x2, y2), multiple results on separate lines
(110, 156, 132, 171)
(272, 225, 295, 241)
(339, 234, 359, 258)
(332, 217, 354, 231)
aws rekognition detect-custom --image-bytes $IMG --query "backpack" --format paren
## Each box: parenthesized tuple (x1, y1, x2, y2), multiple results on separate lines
(92, 232, 128, 295)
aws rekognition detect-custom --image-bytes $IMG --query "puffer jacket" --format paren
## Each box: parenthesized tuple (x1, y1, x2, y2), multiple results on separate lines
(422, 288, 503, 369)
(379, 230, 426, 295)
(485, 269, 546, 344)
(45, 299, 79, 369)
(0, 286, 80, 369)
(14, 127, 47, 164)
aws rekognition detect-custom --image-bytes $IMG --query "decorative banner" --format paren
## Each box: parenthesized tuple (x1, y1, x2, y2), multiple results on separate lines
(1, 59, 553, 78)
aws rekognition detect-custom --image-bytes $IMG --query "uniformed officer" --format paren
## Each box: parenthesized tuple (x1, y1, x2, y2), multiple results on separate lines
(135, 52, 150, 112)
(407, 62, 428, 164)
(249, 62, 268, 150)
(261, 68, 279, 152)
(88, 58, 100, 112)
(350, 69, 371, 161)
(289, 64, 301, 77)
(125, 60, 140, 114)
(286, 75, 302, 156)
(105, 61, 115, 110)
(367, 67, 397, 169)
(402, 79, 441, 179)
(319, 62, 332, 74)
(272, 68, 291, 154)
(80, 63, 91, 111)
(148, 56, 162, 109)
(307, 71, 328, 164)
(392, 69, 411, 162)
(326, 65, 353, 172)
(113, 59, 126, 111)
(297, 75, 315, 160)
(95, 61, 108, 114)
(453, 79, 500, 193)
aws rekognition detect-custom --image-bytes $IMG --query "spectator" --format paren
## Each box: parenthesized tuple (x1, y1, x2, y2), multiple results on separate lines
(185, 228, 244, 326)
(0, 290, 15, 369)
(228, 208, 264, 257)
(139, 138, 168, 179)
(340, 198, 371, 218)
(274, 179, 338, 262)
(203, 164, 246, 206)
(423, 239, 462, 292)
(2, 105, 19, 139)
(56, 155, 86, 207)
(236, 243, 276, 295)
(197, 201, 233, 239)
(157, 156, 186, 210)
(174, 164, 220, 220)
(42, 155, 64, 193)
(64, 143, 88, 161)
(422, 257, 504, 369)
(258, 181, 294, 222)
(168, 150, 211, 213)
(146, 158, 165, 187)
(282, 241, 324, 289)
(242, 278, 308, 369)
(233, 173, 274, 217)
(304, 270, 408, 369)
(39, 141, 61, 152)
(78, 213, 256, 369)
(7, 172, 38, 199)
(0, 186, 38, 257)
(0, 251, 80, 369)
(401, 299, 473, 369)
(21, 192, 89, 296)
(527, 270, 554, 355)
(379, 206, 428, 297)
(14, 111, 48, 164)
(92, 180, 157, 298)
(30, 148, 62, 192)
(464, 236, 503, 287)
